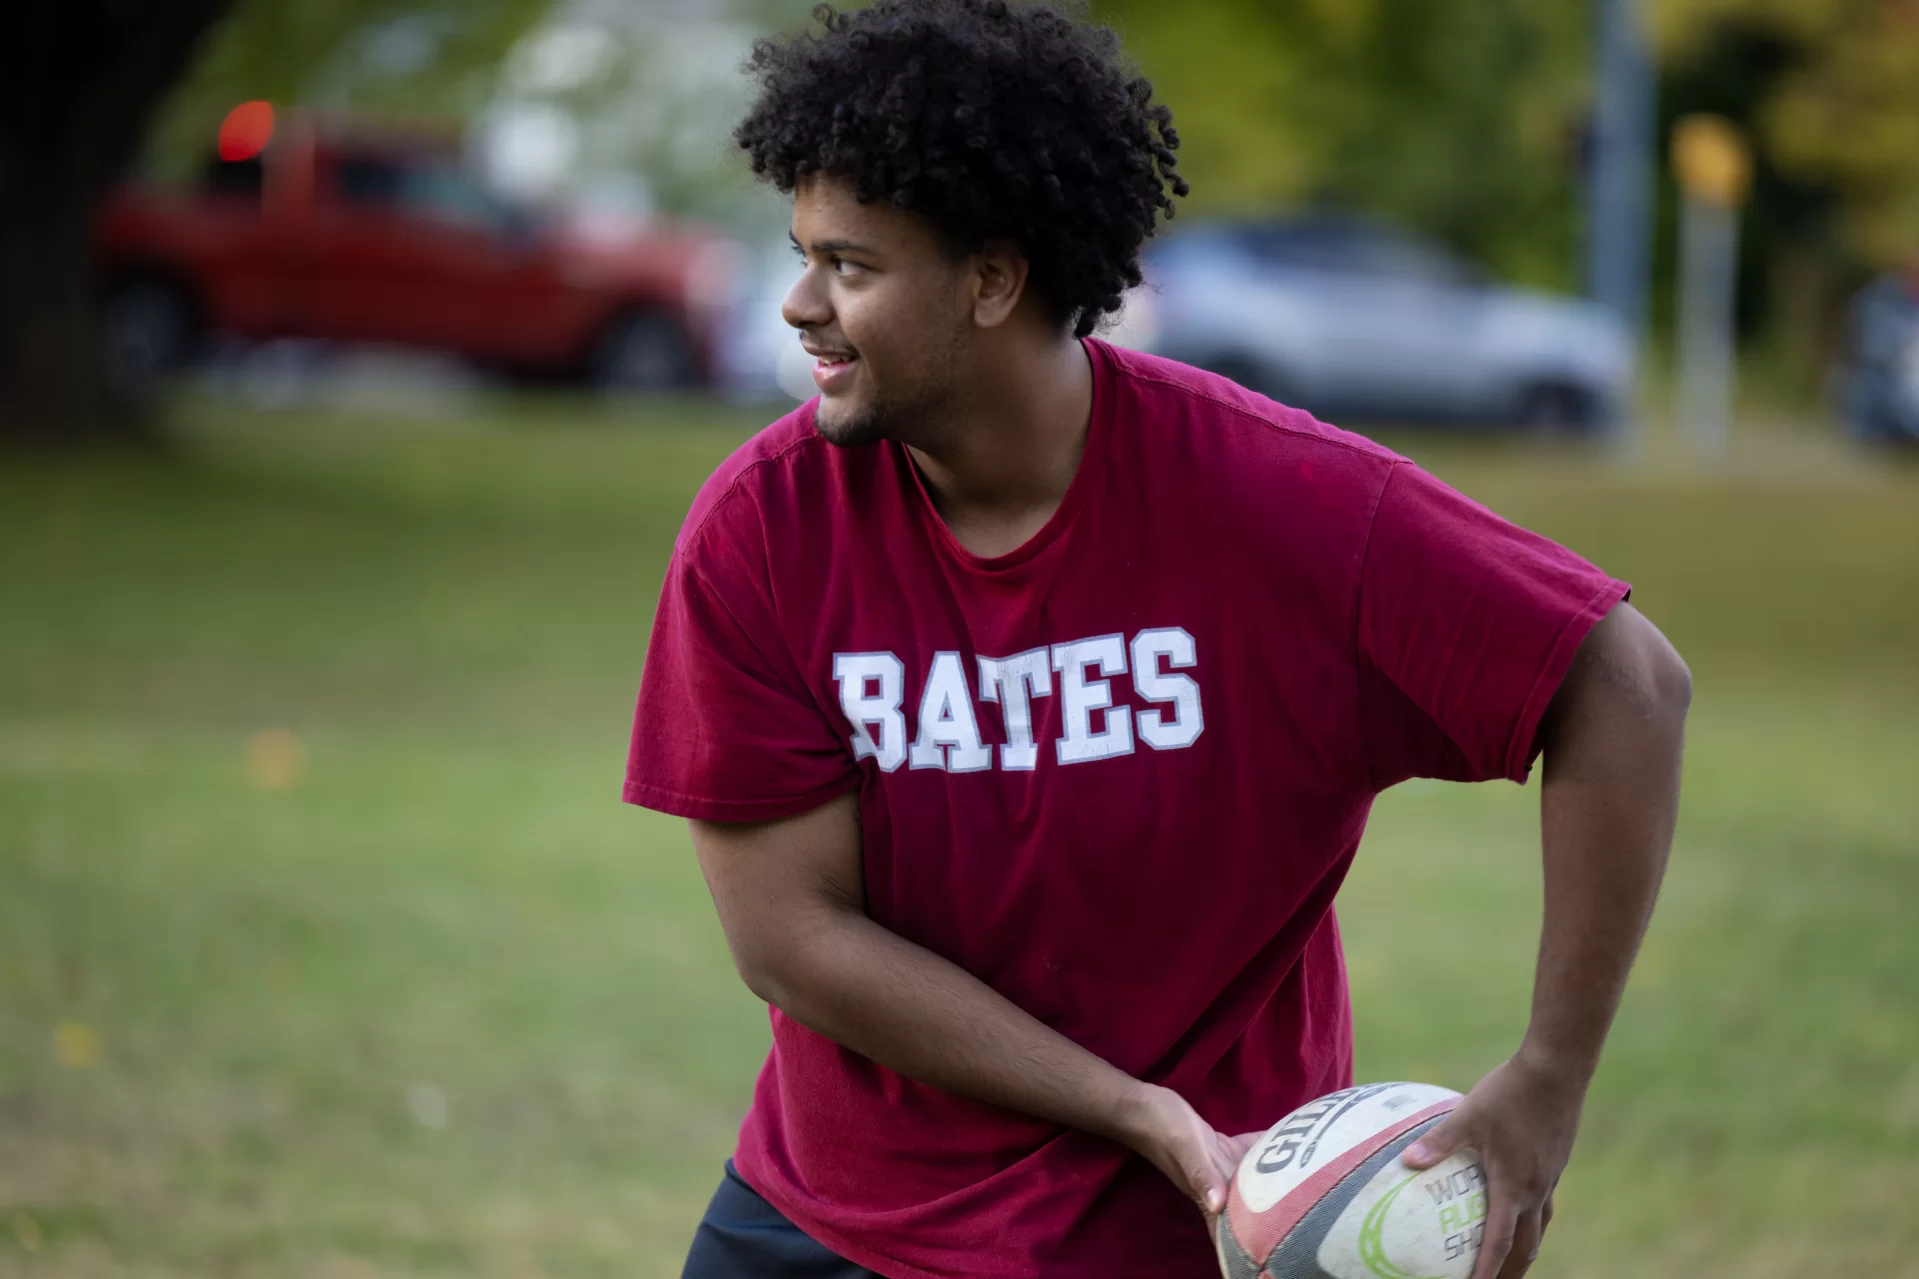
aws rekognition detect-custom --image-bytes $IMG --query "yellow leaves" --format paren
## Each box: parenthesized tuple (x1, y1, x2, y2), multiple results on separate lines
(54, 1021, 96, 1069)
(246, 728, 306, 791)
(1656, 0, 1919, 265)
(1761, 6, 1919, 263)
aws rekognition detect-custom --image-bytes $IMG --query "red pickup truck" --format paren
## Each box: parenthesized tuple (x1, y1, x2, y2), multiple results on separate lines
(96, 113, 739, 396)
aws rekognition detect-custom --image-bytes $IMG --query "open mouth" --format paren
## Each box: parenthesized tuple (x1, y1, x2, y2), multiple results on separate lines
(810, 348, 860, 392)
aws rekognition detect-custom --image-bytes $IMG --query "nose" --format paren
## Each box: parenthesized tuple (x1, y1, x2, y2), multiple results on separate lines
(781, 264, 830, 332)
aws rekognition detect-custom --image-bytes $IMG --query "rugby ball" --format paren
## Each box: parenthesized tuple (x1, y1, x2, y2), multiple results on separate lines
(1217, 1082, 1486, 1279)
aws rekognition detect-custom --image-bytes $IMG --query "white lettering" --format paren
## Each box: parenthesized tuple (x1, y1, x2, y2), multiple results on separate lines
(1052, 634, 1134, 765)
(977, 648, 1052, 771)
(1131, 627, 1204, 750)
(833, 651, 907, 772)
(909, 651, 993, 772)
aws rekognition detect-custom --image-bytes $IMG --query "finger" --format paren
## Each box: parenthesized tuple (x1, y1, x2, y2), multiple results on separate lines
(1468, 1191, 1518, 1279)
(1400, 1115, 1461, 1169)
(1221, 1129, 1263, 1167)
(1541, 1185, 1556, 1233)
(1205, 1162, 1229, 1216)
(1497, 1208, 1543, 1279)
(1185, 1146, 1228, 1217)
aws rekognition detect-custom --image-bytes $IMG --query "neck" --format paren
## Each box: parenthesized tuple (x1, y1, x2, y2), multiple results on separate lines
(905, 334, 1093, 542)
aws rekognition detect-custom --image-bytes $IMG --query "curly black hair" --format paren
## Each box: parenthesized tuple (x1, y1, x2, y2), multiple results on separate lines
(735, 0, 1187, 338)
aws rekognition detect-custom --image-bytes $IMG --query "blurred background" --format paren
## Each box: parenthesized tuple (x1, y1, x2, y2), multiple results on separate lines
(2, 0, 1915, 1276)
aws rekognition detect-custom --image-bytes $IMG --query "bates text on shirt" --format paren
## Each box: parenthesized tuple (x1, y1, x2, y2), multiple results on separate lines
(832, 627, 1204, 774)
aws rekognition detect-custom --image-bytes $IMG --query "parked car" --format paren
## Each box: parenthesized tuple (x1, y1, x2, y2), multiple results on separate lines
(1141, 217, 1634, 431)
(1839, 267, 1919, 444)
(95, 110, 741, 398)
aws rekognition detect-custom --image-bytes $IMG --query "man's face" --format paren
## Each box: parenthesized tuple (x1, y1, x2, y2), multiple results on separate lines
(782, 177, 974, 448)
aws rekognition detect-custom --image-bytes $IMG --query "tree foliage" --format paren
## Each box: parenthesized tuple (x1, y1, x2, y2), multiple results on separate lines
(1093, 0, 1594, 290)
(1095, 0, 1917, 366)
(1658, 0, 1919, 268)
(146, 0, 554, 175)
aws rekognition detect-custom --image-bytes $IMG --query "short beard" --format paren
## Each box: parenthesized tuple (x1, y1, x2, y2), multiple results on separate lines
(812, 338, 962, 450)
(813, 385, 947, 449)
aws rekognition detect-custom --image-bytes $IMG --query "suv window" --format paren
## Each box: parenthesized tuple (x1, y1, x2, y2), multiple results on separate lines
(1235, 224, 1480, 286)
(1341, 237, 1480, 287)
(334, 154, 512, 233)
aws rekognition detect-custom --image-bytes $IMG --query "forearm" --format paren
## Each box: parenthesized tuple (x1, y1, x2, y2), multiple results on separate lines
(754, 904, 1148, 1141)
(1521, 621, 1688, 1081)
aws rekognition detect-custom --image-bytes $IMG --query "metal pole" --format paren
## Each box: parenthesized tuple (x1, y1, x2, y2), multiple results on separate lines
(1676, 195, 1738, 458)
(1588, 0, 1655, 334)
(1588, 0, 1655, 454)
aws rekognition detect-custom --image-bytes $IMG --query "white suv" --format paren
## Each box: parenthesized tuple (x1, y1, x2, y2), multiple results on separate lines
(1142, 218, 1634, 432)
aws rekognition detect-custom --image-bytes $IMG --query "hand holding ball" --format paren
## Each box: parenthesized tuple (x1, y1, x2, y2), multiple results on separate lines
(1217, 1082, 1487, 1279)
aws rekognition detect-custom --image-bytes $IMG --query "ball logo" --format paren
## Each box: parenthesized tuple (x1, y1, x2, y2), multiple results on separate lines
(1253, 1084, 1395, 1175)
(1219, 1082, 1485, 1279)
(1331, 1159, 1486, 1279)
(1356, 1171, 1433, 1279)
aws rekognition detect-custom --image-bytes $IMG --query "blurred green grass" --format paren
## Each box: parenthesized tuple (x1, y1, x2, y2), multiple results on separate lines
(1, 397, 1915, 1278)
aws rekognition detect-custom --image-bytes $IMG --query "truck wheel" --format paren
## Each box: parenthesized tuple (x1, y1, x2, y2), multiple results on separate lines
(1514, 381, 1598, 434)
(594, 310, 695, 393)
(103, 277, 198, 401)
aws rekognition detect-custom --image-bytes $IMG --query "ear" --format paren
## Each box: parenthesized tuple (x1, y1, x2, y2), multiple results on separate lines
(969, 239, 1030, 329)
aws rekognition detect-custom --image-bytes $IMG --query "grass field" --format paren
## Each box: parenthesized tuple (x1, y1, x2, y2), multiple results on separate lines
(2, 395, 1916, 1278)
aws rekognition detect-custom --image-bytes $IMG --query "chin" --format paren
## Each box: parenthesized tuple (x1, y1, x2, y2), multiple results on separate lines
(812, 399, 892, 448)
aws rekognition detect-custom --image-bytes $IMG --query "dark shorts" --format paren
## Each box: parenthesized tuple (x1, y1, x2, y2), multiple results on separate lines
(683, 1161, 886, 1279)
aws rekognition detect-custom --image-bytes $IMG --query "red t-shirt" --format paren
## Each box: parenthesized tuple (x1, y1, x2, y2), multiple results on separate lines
(624, 340, 1627, 1278)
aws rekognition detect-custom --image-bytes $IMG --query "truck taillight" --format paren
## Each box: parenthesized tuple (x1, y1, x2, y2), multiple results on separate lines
(219, 101, 275, 162)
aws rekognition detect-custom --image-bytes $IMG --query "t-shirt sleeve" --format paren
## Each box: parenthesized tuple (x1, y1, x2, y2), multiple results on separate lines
(624, 538, 858, 823)
(1357, 461, 1630, 790)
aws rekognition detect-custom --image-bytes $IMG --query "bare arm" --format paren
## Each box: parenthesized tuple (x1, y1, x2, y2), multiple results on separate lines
(1527, 600, 1689, 1075)
(690, 795, 1245, 1215)
(1405, 600, 1690, 1279)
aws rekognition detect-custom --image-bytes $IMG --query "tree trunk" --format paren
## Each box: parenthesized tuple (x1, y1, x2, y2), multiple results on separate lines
(1, 0, 235, 444)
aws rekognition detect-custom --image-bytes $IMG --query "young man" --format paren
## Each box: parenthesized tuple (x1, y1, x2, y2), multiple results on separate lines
(624, 3, 1690, 1277)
